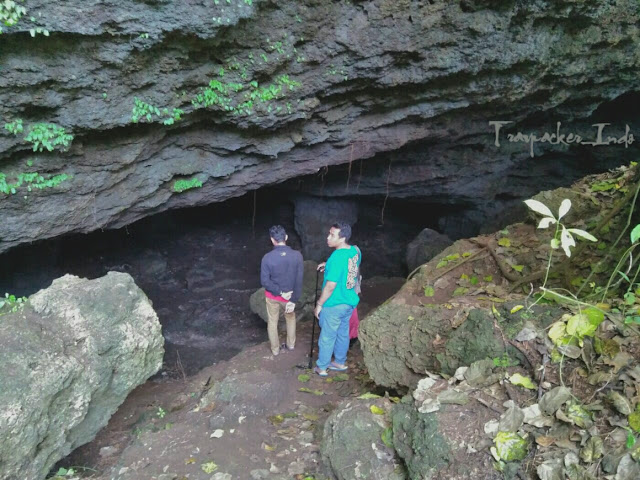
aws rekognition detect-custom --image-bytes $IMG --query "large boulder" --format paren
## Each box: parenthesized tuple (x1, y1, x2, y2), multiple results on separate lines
(250, 260, 323, 322)
(405, 228, 453, 272)
(0, 272, 164, 480)
(321, 398, 405, 480)
(361, 300, 559, 390)
(293, 196, 358, 262)
(389, 374, 504, 480)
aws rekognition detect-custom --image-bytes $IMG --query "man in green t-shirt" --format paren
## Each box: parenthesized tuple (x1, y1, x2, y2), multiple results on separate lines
(313, 222, 361, 376)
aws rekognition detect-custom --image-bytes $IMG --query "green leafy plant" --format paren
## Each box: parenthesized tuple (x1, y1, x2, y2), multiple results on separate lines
(131, 98, 183, 125)
(525, 199, 597, 298)
(156, 407, 166, 419)
(24, 123, 74, 152)
(0, 171, 69, 195)
(0, 292, 28, 316)
(0, 0, 26, 33)
(173, 177, 203, 193)
(4, 119, 23, 135)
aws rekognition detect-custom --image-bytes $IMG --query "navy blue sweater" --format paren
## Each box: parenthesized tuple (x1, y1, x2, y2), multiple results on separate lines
(260, 245, 304, 303)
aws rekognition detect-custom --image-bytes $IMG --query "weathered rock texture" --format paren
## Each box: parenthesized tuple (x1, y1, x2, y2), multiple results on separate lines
(390, 386, 501, 479)
(0, 272, 164, 480)
(1, 0, 640, 252)
(359, 233, 560, 390)
(321, 398, 405, 480)
(405, 228, 453, 272)
(293, 196, 358, 262)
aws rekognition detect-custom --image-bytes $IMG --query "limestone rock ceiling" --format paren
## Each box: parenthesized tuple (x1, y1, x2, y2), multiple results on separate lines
(1, 0, 639, 253)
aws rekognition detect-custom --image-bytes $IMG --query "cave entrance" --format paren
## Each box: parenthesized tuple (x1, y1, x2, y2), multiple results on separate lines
(0, 187, 460, 376)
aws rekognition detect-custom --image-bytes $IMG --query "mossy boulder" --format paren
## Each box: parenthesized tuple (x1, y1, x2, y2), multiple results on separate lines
(321, 399, 406, 480)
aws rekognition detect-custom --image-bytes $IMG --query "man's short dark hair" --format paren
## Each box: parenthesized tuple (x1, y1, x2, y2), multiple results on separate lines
(269, 225, 287, 242)
(332, 222, 352, 242)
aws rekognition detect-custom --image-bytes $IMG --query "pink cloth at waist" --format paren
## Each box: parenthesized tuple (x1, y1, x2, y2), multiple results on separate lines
(265, 290, 287, 302)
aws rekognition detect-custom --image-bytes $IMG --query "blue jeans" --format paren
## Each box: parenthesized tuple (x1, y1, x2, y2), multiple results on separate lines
(316, 304, 354, 370)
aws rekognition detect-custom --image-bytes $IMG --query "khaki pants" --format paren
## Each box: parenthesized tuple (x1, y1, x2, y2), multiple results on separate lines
(266, 297, 296, 354)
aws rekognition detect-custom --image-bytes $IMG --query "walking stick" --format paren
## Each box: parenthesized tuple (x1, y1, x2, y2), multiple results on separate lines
(308, 268, 320, 369)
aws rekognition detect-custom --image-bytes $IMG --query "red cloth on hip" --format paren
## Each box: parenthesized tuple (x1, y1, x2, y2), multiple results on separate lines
(265, 290, 287, 302)
(349, 307, 359, 339)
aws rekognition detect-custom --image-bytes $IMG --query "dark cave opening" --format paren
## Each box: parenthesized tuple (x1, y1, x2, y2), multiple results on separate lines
(0, 187, 461, 375)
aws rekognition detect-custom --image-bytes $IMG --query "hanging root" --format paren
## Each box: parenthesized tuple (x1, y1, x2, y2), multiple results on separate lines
(380, 158, 392, 225)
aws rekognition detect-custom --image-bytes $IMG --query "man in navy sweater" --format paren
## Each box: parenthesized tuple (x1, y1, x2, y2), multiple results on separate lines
(260, 225, 304, 355)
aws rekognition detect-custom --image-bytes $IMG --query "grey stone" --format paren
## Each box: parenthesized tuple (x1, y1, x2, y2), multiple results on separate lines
(250, 469, 270, 480)
(406, 228, 453, 272)
(0, 273, 164, 480)
(0, 1, 638, 254)
(287, 461, 305, 476)
(293, 196, 358, 262)
(99, 445, 119, 457)
(321, 400, 405, 480)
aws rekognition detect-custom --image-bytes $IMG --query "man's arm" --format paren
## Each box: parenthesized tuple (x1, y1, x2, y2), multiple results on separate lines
(260, 255, 280, 295)
(314, 281, 336, 318)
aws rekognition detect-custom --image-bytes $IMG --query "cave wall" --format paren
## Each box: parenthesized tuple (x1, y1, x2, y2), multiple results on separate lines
(1, 0, 640, 253)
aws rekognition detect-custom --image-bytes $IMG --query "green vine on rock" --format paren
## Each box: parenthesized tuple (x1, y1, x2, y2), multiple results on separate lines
(192, 74, 301, 116)
(0, 0, 26, 34)
(131, 98, 184, 125)
(24, 123, 74, 152)
(0, 293, 27, 316)
(173, 177, 203, 193)
(0, 171, 70, 195)
(4, 119, 23, 135)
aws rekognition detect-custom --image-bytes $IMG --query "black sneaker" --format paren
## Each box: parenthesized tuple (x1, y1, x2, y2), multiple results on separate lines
(280, 343, 295, 352)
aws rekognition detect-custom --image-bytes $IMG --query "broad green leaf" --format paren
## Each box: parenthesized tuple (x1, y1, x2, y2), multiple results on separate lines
(498, 238, 511, 247)
(512, 264, 524, 272)
(445, 253, 460, 261)
(358, 392, 381, 399)
(509, 373, 537, 390)
(629, 412, 640, 433)
(524, 199, 554, 218)
(510, 305, 524, 314)
(493, 431, 528, 462)
(452, 287, 468, 296)
(297, 374, 310, 383)
(462, 252, 472, 257)
(381, 427, 393, 447)
(567, 228, 597, 242)
(631, 224, 640, 244)
(558, 199, 571, 220)
(424, 286, 435, 297)
(624, 292, 636, 306)
(584, 307, 605, 326)
(436, 260, 447, 269)
(201, 461, 218, 474)
(566, 403, 593, 428)
(548, 321, 567, 345)
(269, 414, 284, 425)
(370, 405, 385, 415)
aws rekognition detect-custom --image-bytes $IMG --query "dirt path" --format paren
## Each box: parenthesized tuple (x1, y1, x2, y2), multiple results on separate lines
(61, 318, 382, 480)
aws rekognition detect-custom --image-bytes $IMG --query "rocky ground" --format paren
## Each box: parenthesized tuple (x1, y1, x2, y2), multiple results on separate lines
(56, 319, 383, 480)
